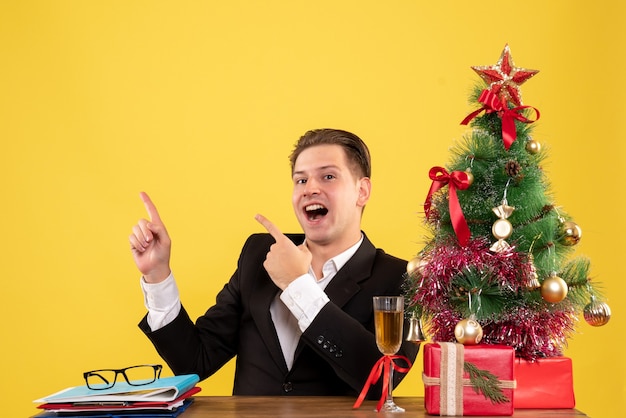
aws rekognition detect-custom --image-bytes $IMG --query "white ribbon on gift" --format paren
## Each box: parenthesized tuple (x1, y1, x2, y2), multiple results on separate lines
(441, 342, 464, 415)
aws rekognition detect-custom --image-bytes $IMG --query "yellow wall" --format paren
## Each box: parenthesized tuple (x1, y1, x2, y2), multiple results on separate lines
(1, 1, 623, 416)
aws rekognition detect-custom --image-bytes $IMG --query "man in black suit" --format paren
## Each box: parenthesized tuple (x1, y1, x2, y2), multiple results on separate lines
(129, 128, 418, 397)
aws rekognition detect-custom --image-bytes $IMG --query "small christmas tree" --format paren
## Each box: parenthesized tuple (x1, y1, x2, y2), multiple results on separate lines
(405, 45, 611, 361)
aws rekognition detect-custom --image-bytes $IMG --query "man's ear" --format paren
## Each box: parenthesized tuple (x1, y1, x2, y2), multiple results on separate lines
(356, 177, 371, 207)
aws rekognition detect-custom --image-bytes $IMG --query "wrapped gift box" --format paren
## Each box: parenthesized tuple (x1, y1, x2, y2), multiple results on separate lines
(423, 343, 515, 416)
(514, 357, 575, 408)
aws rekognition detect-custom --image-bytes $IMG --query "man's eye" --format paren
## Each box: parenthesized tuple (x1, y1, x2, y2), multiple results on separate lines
(296, 178, 307, 184)
(324, 175, 335, 180)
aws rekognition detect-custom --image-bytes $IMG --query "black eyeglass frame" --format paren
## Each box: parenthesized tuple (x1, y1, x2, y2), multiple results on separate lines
(83, 364, 163, 390)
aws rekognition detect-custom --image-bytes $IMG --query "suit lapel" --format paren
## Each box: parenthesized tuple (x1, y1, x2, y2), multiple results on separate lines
(323, 233, 376, 308)
(250, 233, 306, 374)
(249, 263, 289, 373)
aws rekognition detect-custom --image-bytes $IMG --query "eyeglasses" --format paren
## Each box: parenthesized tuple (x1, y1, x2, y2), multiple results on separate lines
(83, 364, 162, 390)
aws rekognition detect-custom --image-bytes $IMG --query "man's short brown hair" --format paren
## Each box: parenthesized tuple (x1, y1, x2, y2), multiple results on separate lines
(289, 129, 371, 178)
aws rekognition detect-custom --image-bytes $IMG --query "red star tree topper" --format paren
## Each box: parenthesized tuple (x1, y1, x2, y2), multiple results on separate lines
(472, 44, 538, 106)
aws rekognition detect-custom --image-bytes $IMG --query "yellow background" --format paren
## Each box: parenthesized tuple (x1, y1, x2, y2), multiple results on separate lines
(1, 1, 624, 417)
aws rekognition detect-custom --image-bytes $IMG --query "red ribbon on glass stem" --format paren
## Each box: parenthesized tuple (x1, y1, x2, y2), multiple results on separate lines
(424, 167, 471, 247)
(353, 355, 412, 412)
(461, 89, 540, 150)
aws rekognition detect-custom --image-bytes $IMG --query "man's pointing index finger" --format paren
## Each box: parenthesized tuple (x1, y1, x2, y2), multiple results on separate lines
(140, 192, 162, 224)
(255, 214, 284, 241)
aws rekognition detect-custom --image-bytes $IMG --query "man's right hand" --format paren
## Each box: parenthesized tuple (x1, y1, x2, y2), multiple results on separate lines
(129, 192, 172, 283)
(255, 213, 312, 290)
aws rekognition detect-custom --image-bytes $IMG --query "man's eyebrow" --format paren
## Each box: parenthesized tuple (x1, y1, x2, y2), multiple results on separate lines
(293, 165, 341, 177)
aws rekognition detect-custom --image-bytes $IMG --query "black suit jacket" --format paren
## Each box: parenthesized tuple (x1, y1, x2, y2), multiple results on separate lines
(139, 233, 419, 397)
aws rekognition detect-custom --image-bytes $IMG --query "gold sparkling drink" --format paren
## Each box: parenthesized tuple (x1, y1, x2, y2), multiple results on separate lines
(372, 296, 405, 413)
(374, 309, 403, 355)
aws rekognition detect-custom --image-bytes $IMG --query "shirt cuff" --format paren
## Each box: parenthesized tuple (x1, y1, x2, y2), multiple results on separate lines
(141, 272, 182, 331)
(280, 274, 330, 332)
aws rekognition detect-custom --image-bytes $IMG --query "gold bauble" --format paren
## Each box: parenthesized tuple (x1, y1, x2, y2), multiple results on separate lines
(526, 139, 541, 154)
(492, 218, 513, 240)
(541, 274, 568, 303)
(465, 168, 474, 186)
(407, 256, 428, 275)
(583, 299, 611, 327)
(559, 221, 582, 246)
(454, 318, 483, 345)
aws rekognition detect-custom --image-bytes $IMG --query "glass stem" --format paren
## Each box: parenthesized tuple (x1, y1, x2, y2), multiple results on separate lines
(386, 356, 394, 404)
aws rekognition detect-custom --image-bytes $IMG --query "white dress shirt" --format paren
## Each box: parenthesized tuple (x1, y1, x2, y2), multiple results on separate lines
(141, 235, 364, 370)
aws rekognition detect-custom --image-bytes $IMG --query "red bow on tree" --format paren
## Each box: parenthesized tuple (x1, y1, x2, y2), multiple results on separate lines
(424, 167, 471, 246)
(461, 89, 540, 150)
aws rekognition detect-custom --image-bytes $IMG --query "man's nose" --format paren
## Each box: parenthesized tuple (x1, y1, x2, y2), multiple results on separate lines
(304, 178, 320, 195)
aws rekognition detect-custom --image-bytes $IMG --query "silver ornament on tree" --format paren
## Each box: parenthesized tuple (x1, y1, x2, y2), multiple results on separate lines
(583, 295, 611, 326)
(406, 311, 427, 344)
(406, 256, 428, 344)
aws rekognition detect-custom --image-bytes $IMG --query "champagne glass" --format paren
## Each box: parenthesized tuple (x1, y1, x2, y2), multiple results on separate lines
(373, 296, 405, 413)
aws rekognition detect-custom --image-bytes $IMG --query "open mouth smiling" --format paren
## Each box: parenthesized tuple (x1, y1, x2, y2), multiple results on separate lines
(305, 204, 328, 221)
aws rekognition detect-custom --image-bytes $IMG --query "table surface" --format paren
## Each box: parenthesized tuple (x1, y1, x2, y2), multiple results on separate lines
(182, 396, 587, 417)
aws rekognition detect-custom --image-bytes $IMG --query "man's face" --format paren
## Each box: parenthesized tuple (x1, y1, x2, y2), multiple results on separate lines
(291, 144, 371, 248)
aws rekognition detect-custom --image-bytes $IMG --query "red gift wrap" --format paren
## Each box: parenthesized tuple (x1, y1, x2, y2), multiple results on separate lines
(423, 343, 515, 416)
(513, 357, 575, 409)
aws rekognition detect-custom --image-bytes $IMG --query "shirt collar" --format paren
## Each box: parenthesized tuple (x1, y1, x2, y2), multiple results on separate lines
(305, 233, 364, 281)
(330, 233, 364, 272)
